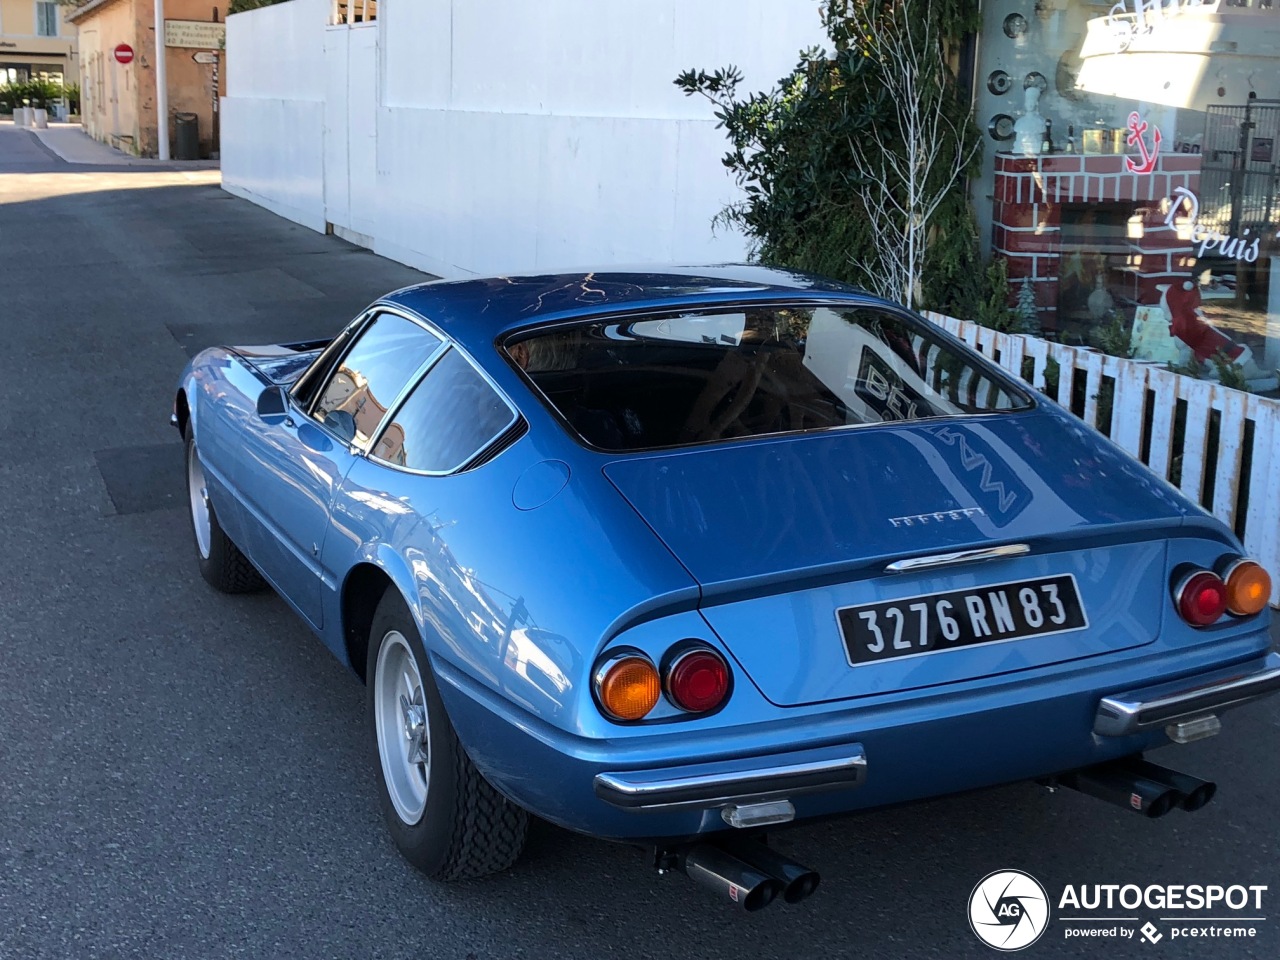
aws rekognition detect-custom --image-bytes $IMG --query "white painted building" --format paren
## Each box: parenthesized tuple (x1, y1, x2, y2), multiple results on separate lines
(221, 0, 822, 278)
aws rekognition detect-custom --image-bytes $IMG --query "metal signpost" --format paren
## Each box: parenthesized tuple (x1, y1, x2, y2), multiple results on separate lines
(153, 0, 169, 160)
(157, 14, 226, 161)
(210, 53, 219, 155)
(188, 51, 221, 153)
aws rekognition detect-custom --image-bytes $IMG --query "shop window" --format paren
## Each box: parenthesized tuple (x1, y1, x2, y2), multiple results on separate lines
(1057, 204, 1140, 337)
(975, 0, 1280, 388)
(36, 2, 59, 37)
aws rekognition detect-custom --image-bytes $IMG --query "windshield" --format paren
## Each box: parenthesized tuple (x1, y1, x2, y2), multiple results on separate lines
(507, 304, 1032, 451)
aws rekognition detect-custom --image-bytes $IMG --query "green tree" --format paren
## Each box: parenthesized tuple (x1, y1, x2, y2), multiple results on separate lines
(676, 0, 990, 317)
(1015, 277, 1040, 335)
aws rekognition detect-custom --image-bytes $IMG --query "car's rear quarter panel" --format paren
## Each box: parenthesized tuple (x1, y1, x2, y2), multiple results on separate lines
(319, 428, 705, 732)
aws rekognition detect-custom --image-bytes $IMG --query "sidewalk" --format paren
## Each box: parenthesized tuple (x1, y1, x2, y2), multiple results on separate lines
(1, 120, 218, 169)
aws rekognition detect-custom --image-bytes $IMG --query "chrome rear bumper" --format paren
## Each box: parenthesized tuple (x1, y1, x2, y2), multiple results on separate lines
(1095, 651, 1280, 737)
(594, 744, 867, 810)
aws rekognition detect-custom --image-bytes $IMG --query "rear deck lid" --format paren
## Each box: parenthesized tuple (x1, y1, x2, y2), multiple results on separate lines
(604, 413, 1192, 705)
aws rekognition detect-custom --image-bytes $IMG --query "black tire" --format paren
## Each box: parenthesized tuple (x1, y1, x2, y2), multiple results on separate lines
(367, 588, 528, 880)
(184, 423, 266, 594)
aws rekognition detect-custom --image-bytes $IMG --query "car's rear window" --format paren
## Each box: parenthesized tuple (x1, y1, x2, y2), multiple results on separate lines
(506, 304, 1032, 451)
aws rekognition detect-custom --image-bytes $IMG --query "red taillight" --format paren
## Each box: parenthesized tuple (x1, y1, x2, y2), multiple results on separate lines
(665, 649, 730, 713)
(1175, 570, 1228, 626)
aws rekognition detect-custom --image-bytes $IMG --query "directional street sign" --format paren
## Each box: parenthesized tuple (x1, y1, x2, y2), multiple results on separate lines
(192, 51, 219, 65)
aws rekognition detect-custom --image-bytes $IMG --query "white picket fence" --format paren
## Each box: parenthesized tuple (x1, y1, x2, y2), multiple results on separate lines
(924, 312, 1280, 606)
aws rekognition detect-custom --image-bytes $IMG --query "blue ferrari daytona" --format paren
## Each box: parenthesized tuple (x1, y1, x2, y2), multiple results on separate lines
(174, 266, 1280, 910)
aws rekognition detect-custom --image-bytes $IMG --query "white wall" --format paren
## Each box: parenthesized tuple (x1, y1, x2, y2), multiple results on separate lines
(323, 24, 379, 244)
(222, 0, 329, 232)
(223, 0, 824, 276)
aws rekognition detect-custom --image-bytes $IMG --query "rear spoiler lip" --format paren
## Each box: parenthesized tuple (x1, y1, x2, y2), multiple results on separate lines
(595, 517, 1224, 648)
(684, 519, 1202, 611)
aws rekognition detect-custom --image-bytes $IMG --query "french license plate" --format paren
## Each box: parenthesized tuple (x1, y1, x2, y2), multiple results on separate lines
(837, 574, 1087, 666)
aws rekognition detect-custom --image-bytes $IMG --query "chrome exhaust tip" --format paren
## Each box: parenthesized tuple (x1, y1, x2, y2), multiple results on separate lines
(1122, 758, 1217, 813)
(1059, 760, 1184, 818)
(676, 843, 783, 912)
(725, 840, 821, 904)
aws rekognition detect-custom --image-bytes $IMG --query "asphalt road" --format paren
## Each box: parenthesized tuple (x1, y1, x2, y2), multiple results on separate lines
(1, 124, 1278, 960)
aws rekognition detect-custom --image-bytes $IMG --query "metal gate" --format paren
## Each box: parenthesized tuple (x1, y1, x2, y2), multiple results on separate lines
(1200, 99, 1280, 233)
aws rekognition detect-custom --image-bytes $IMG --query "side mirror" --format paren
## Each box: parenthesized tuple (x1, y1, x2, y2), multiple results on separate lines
(256, 385, 290, 421)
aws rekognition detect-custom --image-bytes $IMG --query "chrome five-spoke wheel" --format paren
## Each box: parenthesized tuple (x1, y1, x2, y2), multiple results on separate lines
(375, 630, 431, 824)
(187, 441, 212, 560)
(365, 589, 529, 879)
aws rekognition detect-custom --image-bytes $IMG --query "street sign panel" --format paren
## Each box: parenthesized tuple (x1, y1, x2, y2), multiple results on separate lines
(192, 52, 219, 65)
(113, 44, 134, 65)
(164, 20, 226, 49)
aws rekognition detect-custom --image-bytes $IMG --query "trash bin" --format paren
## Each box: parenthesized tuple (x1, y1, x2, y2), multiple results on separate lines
(175, 112, 199, 161)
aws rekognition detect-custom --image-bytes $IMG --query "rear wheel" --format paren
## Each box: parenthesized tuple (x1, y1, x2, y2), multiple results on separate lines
(185, 424, 265, 593)
(368, 588, 528, 880)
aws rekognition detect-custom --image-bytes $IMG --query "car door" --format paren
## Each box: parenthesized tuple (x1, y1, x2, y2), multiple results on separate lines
(237, 310, 442, 628)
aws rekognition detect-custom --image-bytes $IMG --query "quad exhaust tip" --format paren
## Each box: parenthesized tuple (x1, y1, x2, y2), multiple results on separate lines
(1058, 756, 1216, 818)
(726, 839, 821, 904)
(672, 840, 820, 911)
(670, 755, 1213, 910)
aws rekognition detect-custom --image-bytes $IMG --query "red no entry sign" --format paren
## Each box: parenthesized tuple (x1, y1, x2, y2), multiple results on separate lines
(114, 44, 134, 65)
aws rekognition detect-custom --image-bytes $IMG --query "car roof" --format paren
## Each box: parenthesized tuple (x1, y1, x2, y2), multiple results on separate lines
(378, 264, 879, 346)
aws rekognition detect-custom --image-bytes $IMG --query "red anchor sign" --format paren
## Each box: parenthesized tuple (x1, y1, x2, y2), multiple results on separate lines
(1125, 111, 1162, 174)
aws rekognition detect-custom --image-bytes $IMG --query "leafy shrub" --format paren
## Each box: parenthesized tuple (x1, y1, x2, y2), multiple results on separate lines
(675, 0, 996, 320)
(973, 258, 1018, 332)
(1093, 312, 1134, 359)
(0, 79, 62, 110)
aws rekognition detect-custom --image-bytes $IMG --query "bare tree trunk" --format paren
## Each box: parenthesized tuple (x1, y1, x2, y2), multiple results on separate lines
(843, 0, 978, 308)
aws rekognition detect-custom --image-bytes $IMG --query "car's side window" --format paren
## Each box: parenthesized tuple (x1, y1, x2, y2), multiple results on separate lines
(291, 317, 368, 410)
(310, 312, 441, 447)
(371, 347, 516, 473)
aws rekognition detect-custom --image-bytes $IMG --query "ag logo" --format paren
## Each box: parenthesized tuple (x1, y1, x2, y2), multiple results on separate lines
(969, 870, 1050, 951)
